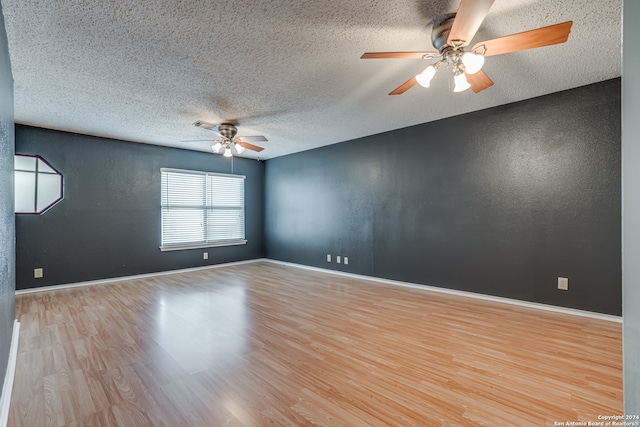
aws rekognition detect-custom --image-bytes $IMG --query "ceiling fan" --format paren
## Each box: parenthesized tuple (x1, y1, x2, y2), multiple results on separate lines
(185, 120, 267, 157)
(361, 0, 573, 95)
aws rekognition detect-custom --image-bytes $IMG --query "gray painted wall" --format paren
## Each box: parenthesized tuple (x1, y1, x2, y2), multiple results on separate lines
(623, 0, 640, 414)
(266, 79, 621, 315)
(15, 126, 264, 289)
(0, 3, 16, 398)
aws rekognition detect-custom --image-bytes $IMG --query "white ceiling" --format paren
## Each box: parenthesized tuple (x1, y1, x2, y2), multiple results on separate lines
(2, 0, 622, 159)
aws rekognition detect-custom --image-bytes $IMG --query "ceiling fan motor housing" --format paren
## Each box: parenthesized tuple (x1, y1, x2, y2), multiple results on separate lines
(218, 123, 238, 140)
(432, 14, 456, 52)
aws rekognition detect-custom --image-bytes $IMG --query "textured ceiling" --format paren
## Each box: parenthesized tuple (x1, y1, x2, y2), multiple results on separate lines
(2, 0, 622, 159)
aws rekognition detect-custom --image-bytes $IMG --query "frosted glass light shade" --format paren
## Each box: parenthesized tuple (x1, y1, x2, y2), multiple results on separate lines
(454, 73, 471, 92)
(462, 52, 484, 74)
(223, 147, 232, 157)
(234, 143, 245, 154)
(212, 142, 223, 153)
(416, 65, 437, 88)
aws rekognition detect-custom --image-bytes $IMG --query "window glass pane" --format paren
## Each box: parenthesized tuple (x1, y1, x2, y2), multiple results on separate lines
(36, 173, 62, 212)
(15, 170, 36, 212)
(36, 173, 63, 212)
(37, 158, 56, 174)
(208, 175, 244, 206)
(14, 155, 36, 171)
(161, 208, 206, 246)
(162, 172, 205, 206)
(206, 208, 244, 241)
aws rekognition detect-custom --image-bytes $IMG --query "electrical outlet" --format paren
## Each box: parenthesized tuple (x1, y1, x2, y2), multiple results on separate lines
(558, 277, 569, 291)
(344, 257, 348, 265)
(34, 268, 43, 279)
(336, 256, 341, 264)
(327, 254, 331, 262)
(203, 252, 208, 260)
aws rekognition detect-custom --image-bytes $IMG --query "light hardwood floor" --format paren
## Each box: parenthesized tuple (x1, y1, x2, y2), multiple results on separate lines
(9, 261, 622, 426)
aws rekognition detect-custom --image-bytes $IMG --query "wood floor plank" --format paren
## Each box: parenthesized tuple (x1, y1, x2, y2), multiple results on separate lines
(9, 262, 622, 426)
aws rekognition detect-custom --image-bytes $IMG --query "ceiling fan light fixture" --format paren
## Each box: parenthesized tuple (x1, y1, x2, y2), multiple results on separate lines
(461, 51, 485, 74)
(416, 65, 437, 88)
(212, 142, 223, 153)
(223, 147, 232, 157)
(234, 142, 245, 154)
(454, 72, 471, 92)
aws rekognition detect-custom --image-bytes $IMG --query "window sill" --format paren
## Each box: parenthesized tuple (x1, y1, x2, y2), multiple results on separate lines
(159, 240, 247, 252)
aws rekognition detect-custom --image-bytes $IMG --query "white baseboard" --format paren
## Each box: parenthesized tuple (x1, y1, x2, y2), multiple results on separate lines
(14, 257, 621, 323)
(263, 259, 623, 323)
(0, 320, 20, 427)
(15, 258, 267, 295)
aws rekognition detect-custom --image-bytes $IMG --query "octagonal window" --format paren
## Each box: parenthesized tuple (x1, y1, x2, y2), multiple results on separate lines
(15, 154, 64, 214)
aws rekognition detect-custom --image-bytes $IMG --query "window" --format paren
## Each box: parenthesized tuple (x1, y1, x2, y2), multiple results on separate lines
(15, 154, 64, 214)
(160, 168, 246, 251)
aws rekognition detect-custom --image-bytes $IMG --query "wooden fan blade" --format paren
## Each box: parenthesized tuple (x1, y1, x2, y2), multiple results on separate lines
(192, 120, 217, 129)
(466, 70, 494, 93)
(361, 51, 438, 59)
(473, 21, 573, 57)
(238, 142, 264, 152)
(192, 120, 225, 138)
(448, 0, 495, 46)
(237, 135, 268, 143)
(389, 76, 418, 95)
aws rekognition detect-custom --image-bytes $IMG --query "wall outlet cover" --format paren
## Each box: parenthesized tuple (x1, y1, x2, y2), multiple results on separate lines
(558, 277, 569, 291)
(34, 268, 43, 279)
(327, 254, 331, 262)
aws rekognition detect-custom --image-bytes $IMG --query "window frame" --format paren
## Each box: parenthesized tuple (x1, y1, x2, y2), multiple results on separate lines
(160, 167, 247, 251)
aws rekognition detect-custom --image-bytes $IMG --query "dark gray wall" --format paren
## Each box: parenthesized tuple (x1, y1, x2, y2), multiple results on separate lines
(0, 3, 16, 397)
(15, 126, 264, 290)
(623, 0, 640, 414)
(265, 79, 621, 315)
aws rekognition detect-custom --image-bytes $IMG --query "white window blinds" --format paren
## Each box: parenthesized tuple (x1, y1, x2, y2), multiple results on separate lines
(161, 168, 246, 250)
